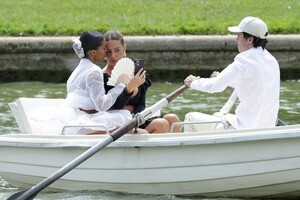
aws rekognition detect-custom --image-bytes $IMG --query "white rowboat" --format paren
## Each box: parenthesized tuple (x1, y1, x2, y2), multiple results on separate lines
(1, 97, 300, 198)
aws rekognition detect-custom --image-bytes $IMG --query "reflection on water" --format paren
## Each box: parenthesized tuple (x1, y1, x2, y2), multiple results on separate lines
(0, 182, 244, 200)
(0, 81, 299, 199)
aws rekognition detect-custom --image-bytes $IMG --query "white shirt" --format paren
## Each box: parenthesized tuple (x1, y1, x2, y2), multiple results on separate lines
(191, 47, 280, 129)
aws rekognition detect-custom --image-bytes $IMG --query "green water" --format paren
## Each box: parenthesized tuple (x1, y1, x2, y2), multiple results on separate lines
(0, 81, 299, 199)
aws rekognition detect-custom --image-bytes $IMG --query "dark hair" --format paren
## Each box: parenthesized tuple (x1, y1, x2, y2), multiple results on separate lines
(80, 30, 104, 57)
(104, 30, 125, 45)
(242, 32, 268, 49)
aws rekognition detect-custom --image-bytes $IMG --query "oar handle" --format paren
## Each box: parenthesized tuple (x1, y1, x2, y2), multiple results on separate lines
(112, 85, 188, 140)
(139, 85, 189, 124)
(166, 85, 188, 103)
(110, 117, 140, 141)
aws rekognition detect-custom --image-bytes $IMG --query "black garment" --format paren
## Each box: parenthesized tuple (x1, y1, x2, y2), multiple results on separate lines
(103, 72, 152, 114)
(103, 73, 155, 128)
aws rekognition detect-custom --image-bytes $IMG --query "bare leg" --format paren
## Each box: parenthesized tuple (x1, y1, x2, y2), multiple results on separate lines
(88, 127, 149, 135)
(88, 130, 109, 135)
(145, 118, 169, 133)
(130, 128, 149, 134)
(163, 114, 181, 133)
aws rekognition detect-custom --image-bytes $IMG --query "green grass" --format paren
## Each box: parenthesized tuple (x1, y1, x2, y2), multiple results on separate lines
(0, 0, 299, 36)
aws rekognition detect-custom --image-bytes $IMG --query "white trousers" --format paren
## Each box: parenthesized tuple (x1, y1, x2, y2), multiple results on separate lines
(184, 112, 235, 132)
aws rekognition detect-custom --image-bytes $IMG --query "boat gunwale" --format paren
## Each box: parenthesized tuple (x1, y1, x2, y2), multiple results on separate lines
(0, 124, 300, 148)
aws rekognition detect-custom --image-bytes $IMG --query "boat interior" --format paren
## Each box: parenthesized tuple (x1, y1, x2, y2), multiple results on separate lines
(8, 97, 287, 136)
(9, 97, 234, 135)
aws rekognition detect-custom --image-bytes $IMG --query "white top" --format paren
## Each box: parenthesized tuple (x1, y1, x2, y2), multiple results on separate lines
(65, 58, 125, 111)
(62, 59, 132, 134)
(191, 47, 280, 129)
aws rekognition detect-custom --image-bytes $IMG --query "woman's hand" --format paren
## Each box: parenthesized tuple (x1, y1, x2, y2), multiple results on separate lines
(184, 75, 200, 87)
(126, 68, 146, 95)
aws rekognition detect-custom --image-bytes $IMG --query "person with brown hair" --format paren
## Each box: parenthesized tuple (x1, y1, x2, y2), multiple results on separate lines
(184, 17, 280, 130)
(103, 30, 180, 133)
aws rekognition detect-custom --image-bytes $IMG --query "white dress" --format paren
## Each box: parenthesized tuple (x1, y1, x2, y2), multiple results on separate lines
(30, 59, 132, 135)
(63, 58, 132, 134)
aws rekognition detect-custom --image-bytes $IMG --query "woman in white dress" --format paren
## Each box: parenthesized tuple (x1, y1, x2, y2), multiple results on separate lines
(64, 30, 146, 134)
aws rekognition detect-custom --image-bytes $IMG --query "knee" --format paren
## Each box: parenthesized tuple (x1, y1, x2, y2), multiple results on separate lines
(155, 118, 170, 130)
(163, 114, 180, 123)
(164, 114, 181, 133)
(147, 118, 169, 133)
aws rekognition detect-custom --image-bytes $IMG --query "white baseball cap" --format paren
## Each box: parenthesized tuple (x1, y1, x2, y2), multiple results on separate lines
(228, 16, 268, 39)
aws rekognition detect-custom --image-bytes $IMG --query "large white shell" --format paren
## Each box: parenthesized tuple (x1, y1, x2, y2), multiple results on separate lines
(107, 58, 135, 86)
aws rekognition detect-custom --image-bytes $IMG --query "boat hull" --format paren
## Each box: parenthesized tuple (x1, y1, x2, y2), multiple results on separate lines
(1, 125, 300, 198)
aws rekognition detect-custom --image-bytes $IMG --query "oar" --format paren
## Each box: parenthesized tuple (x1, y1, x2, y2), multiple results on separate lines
(8, 85, 188, 200)
(277, 118, 287, 126)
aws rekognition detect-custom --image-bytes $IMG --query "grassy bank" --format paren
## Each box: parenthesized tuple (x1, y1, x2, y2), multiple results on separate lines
(0, 0, 299, 36)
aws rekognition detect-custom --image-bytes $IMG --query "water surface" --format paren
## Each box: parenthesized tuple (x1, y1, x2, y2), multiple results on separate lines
(0, 81, 299, 199)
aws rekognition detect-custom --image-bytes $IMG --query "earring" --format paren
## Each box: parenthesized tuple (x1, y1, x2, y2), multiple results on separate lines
(123, 51, 126, 57)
